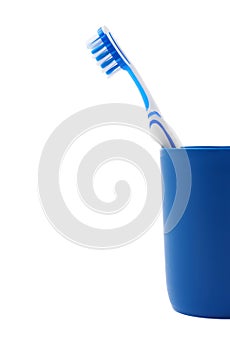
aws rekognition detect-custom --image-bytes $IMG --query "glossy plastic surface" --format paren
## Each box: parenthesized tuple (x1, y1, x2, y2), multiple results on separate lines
(161, 146, 230, 318)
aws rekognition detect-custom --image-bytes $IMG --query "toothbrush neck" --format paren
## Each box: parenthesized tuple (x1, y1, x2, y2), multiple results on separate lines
(126, 65, 162, 117)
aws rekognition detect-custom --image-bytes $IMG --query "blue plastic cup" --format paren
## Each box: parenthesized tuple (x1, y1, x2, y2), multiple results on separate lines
(160, 146, 230, 318)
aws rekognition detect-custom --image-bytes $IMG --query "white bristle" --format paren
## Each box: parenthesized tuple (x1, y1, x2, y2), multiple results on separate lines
(87, 36, 102, 49)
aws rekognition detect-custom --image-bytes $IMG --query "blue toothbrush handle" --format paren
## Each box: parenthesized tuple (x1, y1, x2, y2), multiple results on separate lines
(148, 114, 182, 148)
(127, 64, 181, 148)
(127, 65, 161, 114)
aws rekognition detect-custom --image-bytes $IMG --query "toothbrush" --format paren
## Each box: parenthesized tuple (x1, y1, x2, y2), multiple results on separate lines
(87, 26, 181, 148)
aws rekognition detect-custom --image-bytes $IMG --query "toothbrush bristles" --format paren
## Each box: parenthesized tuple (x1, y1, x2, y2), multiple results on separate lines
(87, 34, 119, 76)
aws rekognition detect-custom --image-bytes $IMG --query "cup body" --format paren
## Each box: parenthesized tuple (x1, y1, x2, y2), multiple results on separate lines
(161, 146, 230, 318)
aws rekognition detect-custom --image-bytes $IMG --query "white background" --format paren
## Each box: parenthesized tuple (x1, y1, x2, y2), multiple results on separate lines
(1, 0, 230, 349)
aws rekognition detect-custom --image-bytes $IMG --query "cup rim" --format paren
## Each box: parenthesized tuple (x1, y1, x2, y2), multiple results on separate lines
(162, 146, 230, 150)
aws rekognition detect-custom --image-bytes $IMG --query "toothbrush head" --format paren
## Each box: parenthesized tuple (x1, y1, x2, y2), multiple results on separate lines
(87, 26, 130, 76)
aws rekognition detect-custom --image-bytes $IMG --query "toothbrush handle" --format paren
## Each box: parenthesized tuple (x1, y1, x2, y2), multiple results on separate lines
(127, 64, 161, 115)
(127, 64, 182, 148)
(148, 114, 182, 148)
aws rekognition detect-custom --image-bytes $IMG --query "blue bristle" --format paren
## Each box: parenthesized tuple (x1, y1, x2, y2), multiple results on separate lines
(96, 50, 110, 61)
(106, 64, 119, 75)
(100, 57, 114, 68)
(91, 43, 105, 54)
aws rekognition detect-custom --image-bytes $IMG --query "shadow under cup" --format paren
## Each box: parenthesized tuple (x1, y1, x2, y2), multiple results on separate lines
(160, 146, 230, 318)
